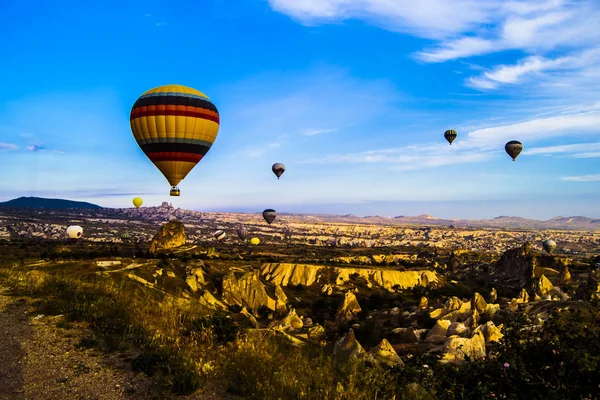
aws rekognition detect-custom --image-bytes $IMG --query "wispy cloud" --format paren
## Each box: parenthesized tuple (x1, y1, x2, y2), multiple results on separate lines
(0, 143, 18, 151)
(156, 22, 167, 27)
(299, 141, 496, 170)
(268, 0, 600, 99)
(27, 143, 43, 152)
(219, 66, 402, 160)
(561, 174, 600, 182)
(525, 143, 600, 157)
(244, 142, 282, 158)
(465, 107, 600, 148)
(300, 128, 337, 136)
(143, 13, 152, 17)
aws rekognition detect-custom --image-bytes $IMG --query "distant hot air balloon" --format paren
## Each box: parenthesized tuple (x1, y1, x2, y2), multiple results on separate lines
(272, 163, 285, 179)
(505, 140, 523, 161)
(214, 230, 226, 242)
(250, 237, 260, 245)
(130, 84, 220, 197)
(237, 226, 248, 241)
(543, 239, 556, 254)
(444, 130, 457, 145)
(66, 225, 83, 240)
(132, 197, 143, 209)
(263, 209, 276, 224)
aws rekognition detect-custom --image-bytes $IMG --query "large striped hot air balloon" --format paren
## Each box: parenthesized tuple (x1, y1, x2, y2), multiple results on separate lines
(130, 84, 220, 196)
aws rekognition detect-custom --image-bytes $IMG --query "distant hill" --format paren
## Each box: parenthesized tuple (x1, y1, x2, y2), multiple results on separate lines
(0, 197, 102, 209)
(275, 212, 600, 230)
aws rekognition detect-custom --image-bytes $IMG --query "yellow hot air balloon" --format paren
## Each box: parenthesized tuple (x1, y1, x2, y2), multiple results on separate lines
(250, 237, 260, 245)
(130, 84, 220, 196)
(132, 197, 143, 208)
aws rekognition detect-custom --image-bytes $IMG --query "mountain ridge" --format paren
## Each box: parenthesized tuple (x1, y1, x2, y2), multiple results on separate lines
(0, 197, 599, 230)
(0, 196, 102, 209)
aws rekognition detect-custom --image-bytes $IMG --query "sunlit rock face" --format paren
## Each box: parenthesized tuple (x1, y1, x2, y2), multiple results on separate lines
(221, 270, 284, 315)
(260, 263, 439, 292)
(149, 220, 186, 255)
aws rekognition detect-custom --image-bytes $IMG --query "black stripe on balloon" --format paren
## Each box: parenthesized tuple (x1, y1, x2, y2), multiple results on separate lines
(140, 142, 212, 156)
(133, 95, 218, 113)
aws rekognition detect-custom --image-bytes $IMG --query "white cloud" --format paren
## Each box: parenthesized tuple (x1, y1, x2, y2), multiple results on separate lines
(300, 128, 338, 136)
(0, 143, 18, 151)
(27, 144, 43, 152)
(268, 0, 498, 40)
(156, 22, 167, 26)
(466, 109, 600, 148)
(525, 143, 600, 155)
(244, 142, 282, 158)
(561, 174, 600, 182)
(300, 141, 496, 170)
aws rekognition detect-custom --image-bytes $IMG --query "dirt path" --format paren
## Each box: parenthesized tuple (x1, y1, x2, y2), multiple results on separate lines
(0, 286, 240, 400)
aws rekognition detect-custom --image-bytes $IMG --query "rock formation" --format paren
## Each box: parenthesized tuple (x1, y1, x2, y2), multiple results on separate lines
(149, 220, 186, 255)
(336, 292, 362, 321)
(368, 339, 404, 367)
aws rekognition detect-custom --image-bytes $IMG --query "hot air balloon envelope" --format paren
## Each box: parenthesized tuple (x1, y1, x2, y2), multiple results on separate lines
(237, 226, 248, 241)
(444, 130, 457, 145)
(543, 239, 556, 254)
(272, 163, 285, 179)
(505, 140, 523, 161)
(263, 209, 276, 224)
(66, 225, 83, 240)
(250, 237, 260, 245)
(214, 230, 226, 241)
(130, 84, 220, 196)
(132, 197, 143, 208)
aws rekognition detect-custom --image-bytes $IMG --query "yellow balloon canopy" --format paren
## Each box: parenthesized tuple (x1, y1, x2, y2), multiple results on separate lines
(130, 84, 220, 196)
(250, 237, 260, 245)
(132, 197, 143, 208)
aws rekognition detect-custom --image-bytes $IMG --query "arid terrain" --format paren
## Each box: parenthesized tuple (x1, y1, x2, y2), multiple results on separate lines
(0, 204, 599, 399)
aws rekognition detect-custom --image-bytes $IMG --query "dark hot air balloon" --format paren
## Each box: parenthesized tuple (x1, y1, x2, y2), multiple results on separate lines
(272, 163, 285, 179)
(543, 239, 556, 254)
(130, 84, 220, 196)
(237, 226, 248, 241)
(505, 140, 523, 161)
(262, 209, 276, 224)
(444, 130, 457, 145)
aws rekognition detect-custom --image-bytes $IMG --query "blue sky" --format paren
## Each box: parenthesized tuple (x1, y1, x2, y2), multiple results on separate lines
(1, 0, 600, 219)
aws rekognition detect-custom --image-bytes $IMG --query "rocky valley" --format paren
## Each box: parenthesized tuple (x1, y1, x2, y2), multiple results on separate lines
(0, 205, 599, 399)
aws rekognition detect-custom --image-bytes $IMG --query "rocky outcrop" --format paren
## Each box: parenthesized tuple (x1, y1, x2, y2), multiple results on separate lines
(528, 274, 554, 299)
(493, 242, 536, 284)
(333, 329, 365, 364)
(558, 266, 572, 284)
(575, 272, 600, 301)
(221, 270, 285, 314)
(149, 220, 186, 255)
(185, 264, 206, 292)
(487, 288, 497, 303)
(308, 324, 327, 343)
(438, 331, 486, 364)
(368, 339, 404, 367)
(261, 263, 439, 292)
(425, 320, 451, 344)
(473, 321, 503, 344)
(336, 292, 362, 321)
(332, 254, 417, 265)
(269, 308, 304, 333)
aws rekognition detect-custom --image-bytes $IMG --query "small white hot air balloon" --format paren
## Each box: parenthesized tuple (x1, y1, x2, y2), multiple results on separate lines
(66, 225, 83, 240)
